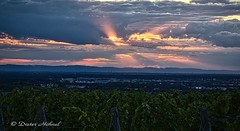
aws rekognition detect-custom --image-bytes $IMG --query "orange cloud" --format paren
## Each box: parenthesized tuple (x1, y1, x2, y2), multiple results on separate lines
(128, 32, 162, 42)
(126, 23, 201, 44)
(0, 34, 74, 48)
(128, 34, 201, 43)
(0, 59, 70, 65)
(0, 37, 47, 47)
(157, 46, 210, 51)
(157, 45, 240, 53)
(0, 59, 33, 64)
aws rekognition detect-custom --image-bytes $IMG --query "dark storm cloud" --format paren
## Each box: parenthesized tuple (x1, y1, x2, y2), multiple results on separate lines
(185, 20, 240, 47)
(101, 1, 240, 38)
(31, 0, 51, 2)
(0, 0, 51, 4)
(212, 31, 240, 47)
(158, 19, 240, 47)
(0, 0, 240, 45)
(0, 0, 105, 44)
(0, 15, 103, 44)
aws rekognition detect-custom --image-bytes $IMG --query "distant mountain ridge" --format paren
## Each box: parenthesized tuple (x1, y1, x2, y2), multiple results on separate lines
(0, 65, 239, 74)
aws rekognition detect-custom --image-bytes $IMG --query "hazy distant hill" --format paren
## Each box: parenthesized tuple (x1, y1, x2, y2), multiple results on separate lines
(0, 65, 239, 74)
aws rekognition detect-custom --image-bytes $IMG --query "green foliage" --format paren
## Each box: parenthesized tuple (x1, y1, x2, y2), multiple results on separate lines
(0, 88, 240, 130)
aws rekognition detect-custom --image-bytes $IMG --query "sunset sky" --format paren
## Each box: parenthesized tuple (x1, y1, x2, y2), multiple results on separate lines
(0, 0, 240, 70)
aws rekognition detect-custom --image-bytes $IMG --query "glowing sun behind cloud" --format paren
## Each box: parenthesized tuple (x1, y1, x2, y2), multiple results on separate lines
(100, 17, 127, 46)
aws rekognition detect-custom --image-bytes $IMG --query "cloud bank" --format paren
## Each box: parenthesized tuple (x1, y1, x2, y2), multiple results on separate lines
(0, 0, 240, 70)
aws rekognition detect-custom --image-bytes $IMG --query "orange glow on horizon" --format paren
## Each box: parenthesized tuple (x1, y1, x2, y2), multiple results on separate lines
(114, 54, 139, 67)
(157, 54, 196, 64)
(0, 59, 70, 65)
(71, 58, 112, 66)
(136, 53, 201, 65)
(0, 59, 32, 64)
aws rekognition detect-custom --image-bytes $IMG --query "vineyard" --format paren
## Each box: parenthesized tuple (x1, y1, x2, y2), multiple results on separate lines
(0, 88, 240, 130)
